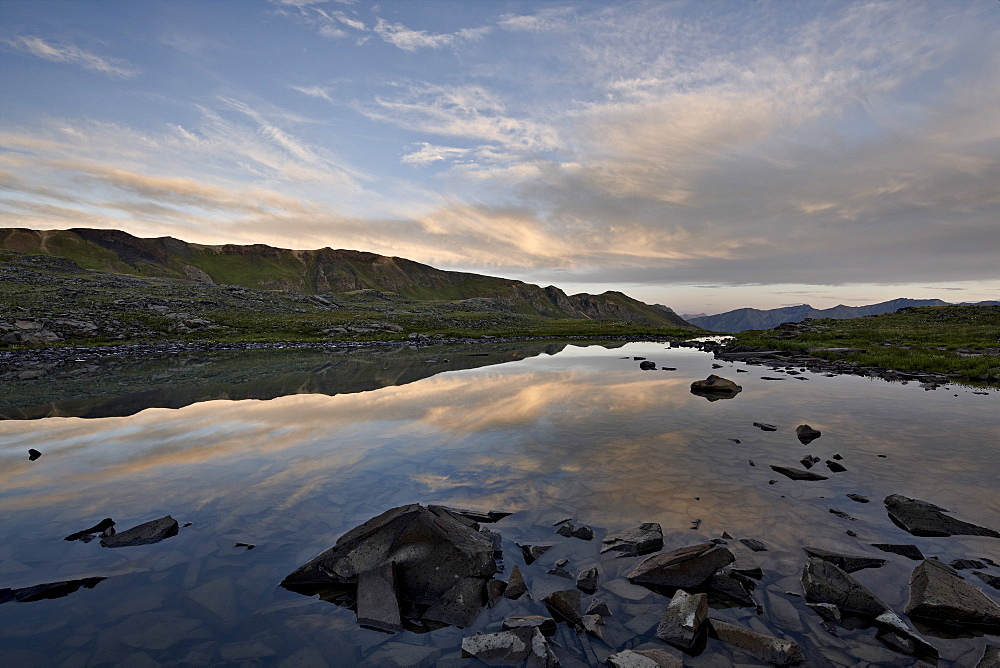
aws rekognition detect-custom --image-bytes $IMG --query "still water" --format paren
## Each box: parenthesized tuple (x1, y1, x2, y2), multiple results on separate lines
(1, 341, 998, 666)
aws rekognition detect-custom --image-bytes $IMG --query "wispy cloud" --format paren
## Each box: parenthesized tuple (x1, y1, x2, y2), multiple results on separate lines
(372, 18, 490, 51)
(3, 35, 137, 78)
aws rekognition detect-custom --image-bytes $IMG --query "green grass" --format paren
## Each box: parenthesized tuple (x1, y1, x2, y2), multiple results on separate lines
(730, 305, 1000, 381)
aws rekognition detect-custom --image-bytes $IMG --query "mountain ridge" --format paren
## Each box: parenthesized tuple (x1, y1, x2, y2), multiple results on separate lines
(687, 298, 957, 332)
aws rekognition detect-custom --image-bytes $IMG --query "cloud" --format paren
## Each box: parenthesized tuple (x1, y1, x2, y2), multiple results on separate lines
(372, 18, 490, 51)
(290, 85, 334, 102)
(3, 35, 137, 78)
(401, 142, 471, 166)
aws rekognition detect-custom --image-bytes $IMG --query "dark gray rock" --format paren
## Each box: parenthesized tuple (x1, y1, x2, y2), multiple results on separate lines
(606, 648, 682, 668)
(518, 543, 553, 565)
(905, 559, 1000, 631)
(502, 615, 557, 636)
(576, 567, 598, 594)
(504, 565, 528, 600)
(690, 375, 742, 400)
(27, 448, 42, 461)
(556, 523, 576, 538)
(487, 579, 507, 607)
(884, 494, 1000, 537)
(708, 618, 804, 665)
(976, 644, 1000, 668)
(627, 542, 735, 589)
(601, 523, 663, 557)
(950, 559, 987, 570)
(796, 424, 822, 444)
(356, 562, 402, 633)
(729, 547, 763, 579)
(585, 598, 612, 617)
(770, 465, 828, 481)
(281, 504, 497, 629)
(708, 570, 756, 607)
(801, 557, 891, 618)
(655, 589, 707, 648)
(0, 576, 106, 604)
(871, 543, 924, 560)
(572, 525, 593, 541)
(460, 626, 559, 666)
(432, 506, 512, 524)
(64, 518, 115, 542)
(974, 571, 1000, 591)
(639, 360, 657, 370)
(803, 547, 886, 573)
(825, 460, 847, 473)
(543, 589, 582, 625)
(740, 538, 767, 552)
(100, 515, 178, 548)
(753, 422, 778, 431)
(846, 494, 870, 503)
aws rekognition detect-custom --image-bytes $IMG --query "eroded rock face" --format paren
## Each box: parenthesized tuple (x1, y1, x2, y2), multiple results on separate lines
(281, 504, 501, 630)
(627, 543, 735, 590)
(905, 559, 1000, 631)
(884, 495, 1000, 537)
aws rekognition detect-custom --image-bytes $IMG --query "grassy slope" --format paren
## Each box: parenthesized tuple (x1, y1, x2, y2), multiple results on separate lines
(730, 305, 1000, 381)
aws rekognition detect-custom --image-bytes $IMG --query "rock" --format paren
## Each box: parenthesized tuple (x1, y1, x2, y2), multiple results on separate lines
(27, 448, 42, 461)
(518, 543, 553, 565)
(573, 525, 593, 540)
(740, 538, 767, 552)
(871, 544, 924, 560)
(753, 422, 778, 431)
(708, 570, 756, 606)
(460, 626, 559, 666)
(281, 504, 497, 629)
(708, 618, 804, 665)
(547, 563, 573, 579)
(885, 494, 1000, 537)
(556, 523, 576, 538)
(905, 559, 1000, 631)
(801, 557, 892, 618)
(950, 559, 987, 570)
(543, 589, 582, 625)
(690, 375, 742, 400)
(796, 424, 822, 444)
(974, 571, 1000, 591)
(64, 518, 116, 541)
(576, 567, 598, 594)
(977, 645, 1000, 668)
(435, 506, 512, 524)
(655, 590, 707, 648)
(803, 547, 885, 573)
(505, 565, 528, 600)
(846, 494, 870, 503)
(100, 515, 178, 548)
(487, 579, 507, 607)
(502, 615, 557, 636)
(825, 460, 846, 473)
(627, 542, 734, 589)
(585, 598, 612, 617)
(356, 562, 402, 633)
(601, 523, 663, 557)
(606, 648, 682, 668)
(729, 547, 763, 579)
(639, 361, 657, 370)
(0, 576, 106, 604)
(770, 465, 828, 481)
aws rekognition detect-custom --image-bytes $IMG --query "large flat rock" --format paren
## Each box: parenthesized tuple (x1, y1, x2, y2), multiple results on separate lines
(100, 515, 178, 548)
(905, 559, 1000, 631)
(602, 523, 663, 557)
(709, 618, 803, 665)
(628, 543, 734, 589)
(884, 494, 1000, 537)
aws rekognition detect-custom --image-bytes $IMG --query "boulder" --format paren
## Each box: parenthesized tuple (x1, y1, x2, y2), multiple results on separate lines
(627, 543, 735, 589)
(826, 460, 847, 473)
(504, 565, 528, 600)
(884, 494, 1000, 537)
(576, 567, 598, 594)
(708, 618, 804, 665)
(281, 504, 499, 630)
(460, 626, 559, 666)
(486, 579, 508, 607)
(502, 615, 557, 636)
(27, 448, 42, 461)
(871, 543, 924, 561)
(977, 645, 1000, 668)
(974, 571, 1000, 591)
(543, 589, 581, 626)
(803, 547, 886, 573)
(770, 465, 828, 481)
(655, 590, 707, 648)
(707, 570, 756, 607)
(801, 557, 892, 618)
(639, 361, 657, 370)
(690, 375, 742, 400)
(796, 424, 822, 444)
(100, 515, 178, 548)
(753, 422, 778, 431)
(606, 648, 682, 668)
(905, 559, 1000, 631)
(356, 562, 402, 633)
(601, 523, 663, 557)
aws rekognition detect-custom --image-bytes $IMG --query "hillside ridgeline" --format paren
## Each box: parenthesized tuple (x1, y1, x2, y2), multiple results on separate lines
(686, 299, 952, 333)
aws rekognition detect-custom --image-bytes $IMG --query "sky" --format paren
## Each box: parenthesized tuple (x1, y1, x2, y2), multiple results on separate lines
(1, 1, 998, 315)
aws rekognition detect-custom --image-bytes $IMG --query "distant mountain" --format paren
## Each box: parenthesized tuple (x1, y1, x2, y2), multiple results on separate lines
(687, 299, 951, 333)
(0, 227, 692, 329)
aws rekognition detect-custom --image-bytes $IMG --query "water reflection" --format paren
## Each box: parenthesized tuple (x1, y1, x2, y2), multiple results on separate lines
(0, 341, 997, 666)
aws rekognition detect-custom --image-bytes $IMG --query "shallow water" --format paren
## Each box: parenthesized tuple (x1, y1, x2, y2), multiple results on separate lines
(1, 341, 998, 666)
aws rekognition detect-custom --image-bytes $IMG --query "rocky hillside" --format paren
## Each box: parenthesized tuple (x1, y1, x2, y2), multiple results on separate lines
(686, 299, 950, 333)
(1, 228, 690, 329)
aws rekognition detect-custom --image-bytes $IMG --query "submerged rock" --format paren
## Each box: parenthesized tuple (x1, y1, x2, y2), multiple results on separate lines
(504, 566, 528, 601)
(606, 648, 682, 668)
(628, 542, 734, 589)
(803, 547, 886, 573)
(708, 618, 804, 665)
(655, 589, 707, 648)
(502, 615, 557, 636)
(518, 543, 553, 565)
(753, 422, 778, 431)
(281, 504, 501, 630)
(795, 424, 821, 444)
(601, 523, 663, 557)
(690, 375, 742, 401)
(64, 518, 115, 542)
(871, 543, 924, 561)
(543, 589, 582, 626)
(884, 494, 1000, 537)
(905, 559, 1000, 631)
(100, 515, 177, 548)
(974, 571, 1000, 591)
(460, 626, 559, 666)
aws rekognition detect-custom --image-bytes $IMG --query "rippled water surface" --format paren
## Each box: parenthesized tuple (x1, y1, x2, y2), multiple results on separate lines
(1, 341, 998, 666)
